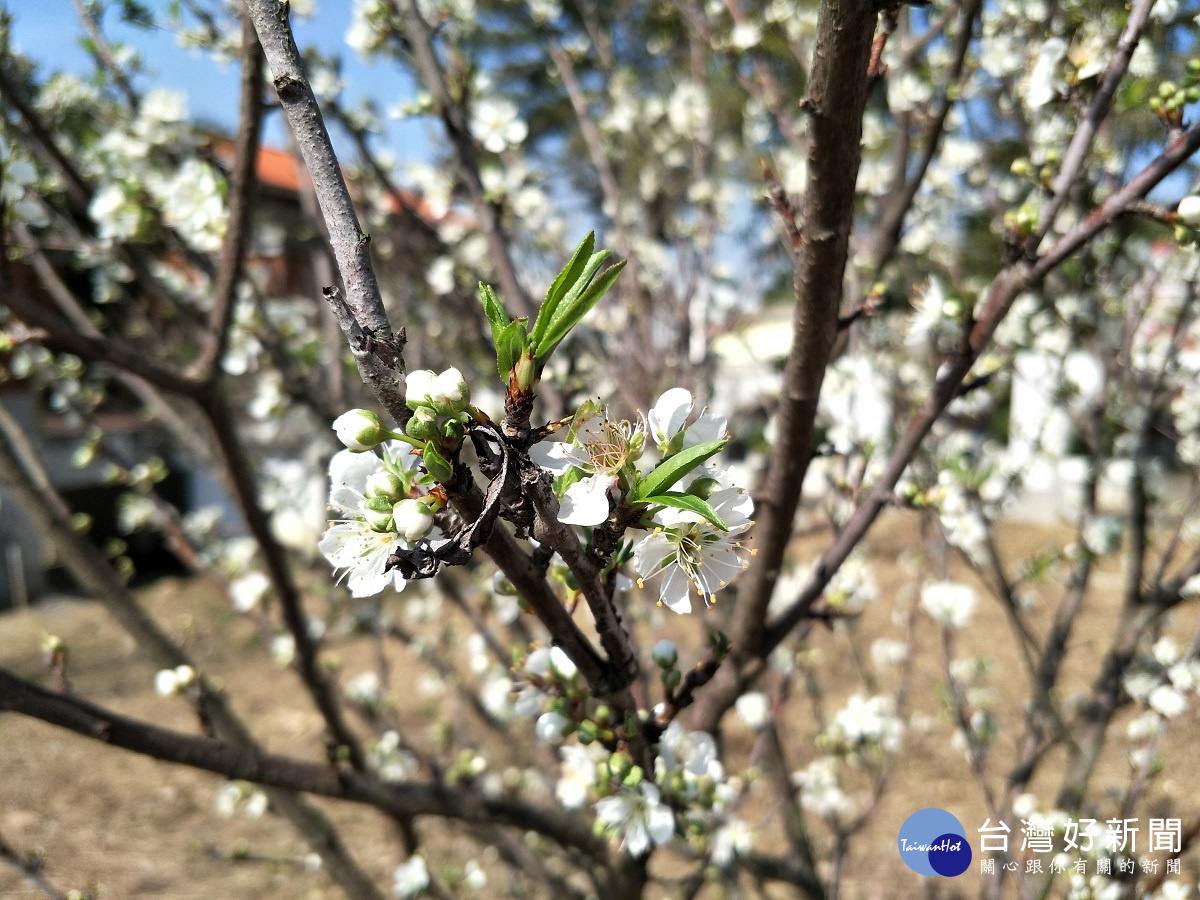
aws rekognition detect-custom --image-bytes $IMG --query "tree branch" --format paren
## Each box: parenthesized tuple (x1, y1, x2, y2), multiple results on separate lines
(246, 0, 408, 424)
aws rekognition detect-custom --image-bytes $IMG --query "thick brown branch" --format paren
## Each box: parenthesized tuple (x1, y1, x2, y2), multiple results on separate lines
(693, 0, 879, 731)
(0, 668, 608, 862)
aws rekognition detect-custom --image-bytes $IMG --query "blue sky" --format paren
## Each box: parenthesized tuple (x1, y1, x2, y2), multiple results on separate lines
(8, 1, 430, 161)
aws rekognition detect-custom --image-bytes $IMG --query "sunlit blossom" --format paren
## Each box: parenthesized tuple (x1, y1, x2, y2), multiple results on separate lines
(593, 781, 675, 857)
(318, 443, 422, 597)
(633, 487, 753, 613)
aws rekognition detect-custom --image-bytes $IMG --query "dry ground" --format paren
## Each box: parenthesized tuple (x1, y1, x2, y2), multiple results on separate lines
(0, 513, 1197, 898)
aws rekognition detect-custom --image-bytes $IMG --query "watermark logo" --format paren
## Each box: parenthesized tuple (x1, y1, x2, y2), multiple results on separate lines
(898, 808, 972, 877)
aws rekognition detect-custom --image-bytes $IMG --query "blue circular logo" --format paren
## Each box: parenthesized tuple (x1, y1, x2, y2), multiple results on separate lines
(898, 808, 972, 877)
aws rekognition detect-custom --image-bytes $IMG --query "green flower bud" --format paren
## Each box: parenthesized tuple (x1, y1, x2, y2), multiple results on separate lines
(366, 470, 405, 502)
(421, 441, 454, 483)
(333, 409, 387, 452)
(651, 639, 678, 668)
(608, 751, 632, 780)
(441, 417, 465, 444)
(363, 496, 395, 532)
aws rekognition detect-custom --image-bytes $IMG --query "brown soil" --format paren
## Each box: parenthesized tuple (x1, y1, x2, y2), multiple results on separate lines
(0, 514, 1197, 898)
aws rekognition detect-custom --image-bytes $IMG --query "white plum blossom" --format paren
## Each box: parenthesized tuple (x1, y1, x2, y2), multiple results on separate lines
(710, 817, 754, 867)
(344, 671, 384, 706)
(870, 638, 908, 669)
(529, 408, 646, 526)
(556, 744, 598, 809)
(826, 693, 903, 753)
(0, 137, 48, 226)
(392, 855, 430, 898)
(593, 781, 675, 857)
(633, 486, 753, 613)
(229, 571, 270, 613)
(462, 860, 487, 891)
(656, 719, 721, 781)
(1082, 515, 1124, 556)
(667, 81, 710, 139)
(646, 387, 728, 453)
(1124, 671, 1159, 702)
(1025, 37, 1067, 109)
(369, 731, 420, 782)
(920, 580, 977, 630)
(90, 182, 144, 242)
(559, 471, 617, 526)
(153, 158, 227, 253)
(735, 692, 770, 731)
(792, 757, 852, 818)
(470, 96, 528, 153)
(319, 443, 421, 597)
(1149, 685, 1187, 719)
(425, 255, 455, 294)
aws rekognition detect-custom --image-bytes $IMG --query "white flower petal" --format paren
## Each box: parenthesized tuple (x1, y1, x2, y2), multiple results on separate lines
(559, 474, 615, 526)
(683, 411, 728, 448)
(648, 387, 694, 445)
(528, 439, 590, 475)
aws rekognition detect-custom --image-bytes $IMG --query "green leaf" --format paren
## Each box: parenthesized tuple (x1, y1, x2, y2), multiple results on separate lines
(631, 438, 726, 501)
(494, 319, 528, 380)
(535, 259, 626, 363)
(545, 249, 610, 331)
(478, 282, 510, 348)
(530, 232, 595, 346)
(639, 492, 729, 531)
(553, 465, 585, 502)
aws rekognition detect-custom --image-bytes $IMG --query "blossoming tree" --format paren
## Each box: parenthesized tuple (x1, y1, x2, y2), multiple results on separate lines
(2, 0, 1200, 897)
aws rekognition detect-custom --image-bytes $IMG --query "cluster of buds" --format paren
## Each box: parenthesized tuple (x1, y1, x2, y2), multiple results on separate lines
(1151, 60, 1200, 127)
(403, 366, 472, 483)
(331, 366, 472, 487)
(358, 449, 440, 544)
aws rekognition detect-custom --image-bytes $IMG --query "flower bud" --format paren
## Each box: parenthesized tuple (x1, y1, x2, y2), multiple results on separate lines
(363, 496, 395, 533)
(434, 366, 470, 414)
(333, 409, 387, 452)
(421, 441, 454, 483)
(535, 710, 572, 744)
(651, 639, 679, 669)
(1178, 195, 1200, 226)
(608, 751, 632, 780)
(365, 470, 405, 502)
(441, 417, 466, 445)
(392, 498, 434, 542)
